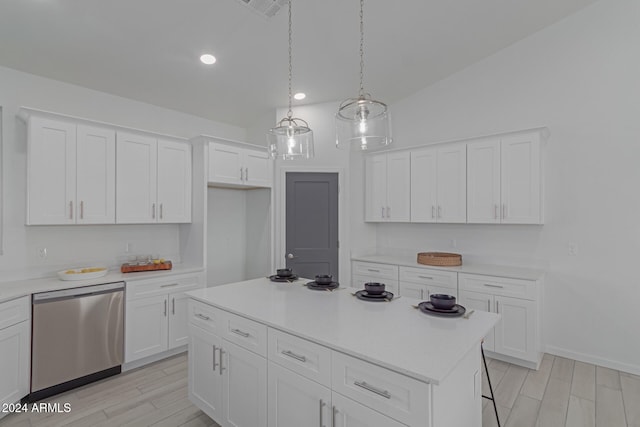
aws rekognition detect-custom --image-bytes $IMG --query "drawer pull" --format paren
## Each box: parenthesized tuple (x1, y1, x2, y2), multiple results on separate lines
(483, 284, 504, 289)
(319, 399, 325, 427)
(367, 269, 380, 273)
(161, 283, 179, 288)
(231, 328, 250, 338)
(282, 350, 307, 363)
(418, 275, 433, 280)
(195, 313, 211, 321)
(212, 345, 218, 370)
(353, 380, 391, 399)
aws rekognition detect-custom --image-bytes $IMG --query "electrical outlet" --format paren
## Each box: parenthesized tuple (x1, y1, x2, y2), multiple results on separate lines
(125, 242, 132, 253)
(568, 243, 578, 256)
(37, 247, 48, 259)
(450, 239, 457, 249)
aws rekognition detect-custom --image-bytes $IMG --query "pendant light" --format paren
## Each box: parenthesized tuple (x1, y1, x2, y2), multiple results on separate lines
(268, 0, 314, 160)
(335, 0, 391, 151)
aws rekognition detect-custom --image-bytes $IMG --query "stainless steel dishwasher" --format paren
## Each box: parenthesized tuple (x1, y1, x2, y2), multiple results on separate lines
(29, 281, 124, 401)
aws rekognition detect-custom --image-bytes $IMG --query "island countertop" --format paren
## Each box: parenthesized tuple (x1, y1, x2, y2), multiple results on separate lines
(187, 277, 500, 385)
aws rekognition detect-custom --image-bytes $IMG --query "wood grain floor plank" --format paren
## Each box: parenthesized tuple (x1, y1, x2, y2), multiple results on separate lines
(120, 397, 195, 427)
(495, 365, 529, 409)
(570, 361, 595, 401)
(150, 405, 204, 427)
(550, 357, 574, 383)
(150, 384, 189, 409)
(482, 401, 511, 427)
(621, 374, 640, 427)
(536, 377, 571, 427)
(521, 356, 553, 400)
(179, 413, 219, 427)
(596, 365, 621, 390)
(564, 395, 594, 427)
(595, 385, 627, 427)
(504, 394, 540, 427)
(103, 377, 187, 418)
(92, 402, 157, 427)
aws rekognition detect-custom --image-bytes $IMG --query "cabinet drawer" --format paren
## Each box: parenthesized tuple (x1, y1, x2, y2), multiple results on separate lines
(0, 296, 29, 331)
(188, 299, 223, 335)
(459, 273, 536, 300)
(331, 352, 429, 426)
(268, 328, 331, 387)
(126, 273, 202, 300)
(352, 262, 398, 281)
(399, 266, 457, 289)
(352, 275, 399, 295)
(221, 311, 267, 357)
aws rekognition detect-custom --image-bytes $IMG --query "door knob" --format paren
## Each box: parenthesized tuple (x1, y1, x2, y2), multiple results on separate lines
(287, 253, 296, 259)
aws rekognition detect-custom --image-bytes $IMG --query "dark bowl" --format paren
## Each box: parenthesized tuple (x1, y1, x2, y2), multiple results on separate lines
(277, 268, 293, 277)
(364, 282, 386, 295)
(315, 274, 333, 284)
(430, 294, 456, 310)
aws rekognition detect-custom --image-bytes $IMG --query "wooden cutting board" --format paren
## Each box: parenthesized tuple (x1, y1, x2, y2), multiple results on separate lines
(121, 261, 172, 273)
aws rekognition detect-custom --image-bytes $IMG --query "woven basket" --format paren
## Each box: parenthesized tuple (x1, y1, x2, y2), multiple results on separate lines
(417, 252, 462, 267)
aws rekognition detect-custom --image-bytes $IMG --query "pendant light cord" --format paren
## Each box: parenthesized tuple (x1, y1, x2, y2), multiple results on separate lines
(287, 0, 293, 119)
(359, 0, 365, 98)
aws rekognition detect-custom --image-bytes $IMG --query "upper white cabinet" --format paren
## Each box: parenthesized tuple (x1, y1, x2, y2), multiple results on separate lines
(117, 132, 192, 224)
(26, 115, 116, 225)
(208, 141, 272, 188)
(365, 151, 410, 222)
(467, 131, 543, 224)
(411, 143, 466, 223)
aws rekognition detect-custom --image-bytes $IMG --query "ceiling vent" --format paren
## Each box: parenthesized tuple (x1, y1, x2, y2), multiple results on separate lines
(236, 0, 289, 18)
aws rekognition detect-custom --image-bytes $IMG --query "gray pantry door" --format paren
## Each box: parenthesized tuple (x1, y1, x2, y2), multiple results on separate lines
(285, 172, 339, 279)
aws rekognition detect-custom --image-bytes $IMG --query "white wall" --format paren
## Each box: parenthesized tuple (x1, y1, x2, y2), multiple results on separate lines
(272, 101, 377, 284)
(378, 0, 640, 373)
(0, 65, 246, 281)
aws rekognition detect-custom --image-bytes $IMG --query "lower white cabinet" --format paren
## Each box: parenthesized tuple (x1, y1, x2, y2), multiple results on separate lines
(458, 273, 541, 367)
(125, 273, 204, 363)
(332, 392, 407, 427)
(0, 297, 30, 412)
(189, 324, 223, 419)
(351, 261, 399, 294)
(398, 266, 457, 300)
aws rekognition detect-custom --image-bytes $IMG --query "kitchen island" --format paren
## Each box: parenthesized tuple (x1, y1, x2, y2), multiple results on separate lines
(186, 278, 500, 427)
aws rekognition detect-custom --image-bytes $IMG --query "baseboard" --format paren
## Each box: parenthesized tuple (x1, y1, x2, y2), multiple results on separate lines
(122, 346, 187, 372)
(484, 350, 541, 370)
(545, 345, 640, 376)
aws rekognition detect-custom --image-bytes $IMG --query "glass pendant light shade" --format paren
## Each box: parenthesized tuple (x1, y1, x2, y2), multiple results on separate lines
(336, 95, 391, 151)
(268, 116, 314, 160)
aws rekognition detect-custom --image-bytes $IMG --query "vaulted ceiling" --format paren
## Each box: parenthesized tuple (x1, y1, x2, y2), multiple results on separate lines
(0, 0, 598, 127)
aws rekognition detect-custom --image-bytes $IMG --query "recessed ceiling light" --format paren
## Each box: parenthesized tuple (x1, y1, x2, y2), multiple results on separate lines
(200, 54, 217, 65)
(294, 92, 306, 100)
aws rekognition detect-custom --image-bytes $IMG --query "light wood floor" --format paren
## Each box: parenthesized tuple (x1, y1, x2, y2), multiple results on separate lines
(2, 352, 638, 427)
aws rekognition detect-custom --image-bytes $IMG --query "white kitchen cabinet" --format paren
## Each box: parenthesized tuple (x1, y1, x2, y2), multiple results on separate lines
(125, 273, 204, 363)
(411, 143, 466, 223)
(332, 392, 407, 427)
(0, 297, 30, 413)
(459, 273, 541, 367)
(189, 324, 223, 421)
(208, 141, 272, 188)
(398, 266, 458, 300)
(365, 151, 410, 222)
(117, 133, 192, 224)
(467, 131, 544, 224)
(26, 115, 116, 225)
(351, 261, 399, 294)
(157, 139, 192, 223)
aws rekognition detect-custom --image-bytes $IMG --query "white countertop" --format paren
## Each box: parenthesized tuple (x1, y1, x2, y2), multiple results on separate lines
(187, 278, 500, 385)
(352, 254, 545, 281)
(0, 265, 204, 304)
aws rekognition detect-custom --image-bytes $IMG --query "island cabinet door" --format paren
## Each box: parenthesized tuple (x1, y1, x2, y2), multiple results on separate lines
(267, 361, 331, 427)
(221, 339, 267, 427)
(188, 325, 223, 421)
(331, 392, 407, 427)
(493, 296, 536, 361)
(458, 290, 495, 351)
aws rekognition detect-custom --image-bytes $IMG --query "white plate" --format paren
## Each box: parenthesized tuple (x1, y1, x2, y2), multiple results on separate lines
(58, 267, 108, 281)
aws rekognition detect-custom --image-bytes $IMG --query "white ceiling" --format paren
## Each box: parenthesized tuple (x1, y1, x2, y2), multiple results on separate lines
(0, 0, 597, 128)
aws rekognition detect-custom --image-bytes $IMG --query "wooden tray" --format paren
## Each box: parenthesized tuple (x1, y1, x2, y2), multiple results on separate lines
(417, 252, 462, 267)
(121, 261, 172, 273)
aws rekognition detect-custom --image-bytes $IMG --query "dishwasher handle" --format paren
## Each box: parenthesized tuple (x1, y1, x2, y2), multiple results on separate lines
(33, 282, 125, 303)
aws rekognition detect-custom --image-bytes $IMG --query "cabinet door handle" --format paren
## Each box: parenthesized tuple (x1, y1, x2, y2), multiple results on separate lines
(495, 204, 499, 219)
(219, 348, 225, 375)
(245, 167, 249, 181)
(195, 313, 210, 321)
(212, 345, 218, 370)
(80, 201, 84, 219)
(487, 299, 491, 311)
(483, 284, 504, 289)
(69, 201, 73, 219)
(386, 206, 390, 218)
(438, 206, 442, 218)
(152, 203, 156, 219)
(332, 406, 338, 427)
(319, 399, 326, 427)
(240, 167, 244, 181)
(420, 289, 424, 300)
(161, 283, 178, 288)
(282, 350, 306, 363)
(503, 204, 507, 219)
(418, 275, 433, 280)
(354, 380, 391, 399)
(367, 269, 380, 273)
(160, 203, 163, 220)
(432, 205, 435, 219)
(164, 299, 167, 317)
(496, 300, 500, 314)
(231, 328, 250, 338)
(381, 206, 385, 219)
(172, 297, 175, 315)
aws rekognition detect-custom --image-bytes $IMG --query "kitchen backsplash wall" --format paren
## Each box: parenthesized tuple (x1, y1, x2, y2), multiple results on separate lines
(0, 65, 247, 282)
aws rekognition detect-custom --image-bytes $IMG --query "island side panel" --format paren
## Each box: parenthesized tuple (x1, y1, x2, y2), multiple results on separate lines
(431, 342, 482, 427)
